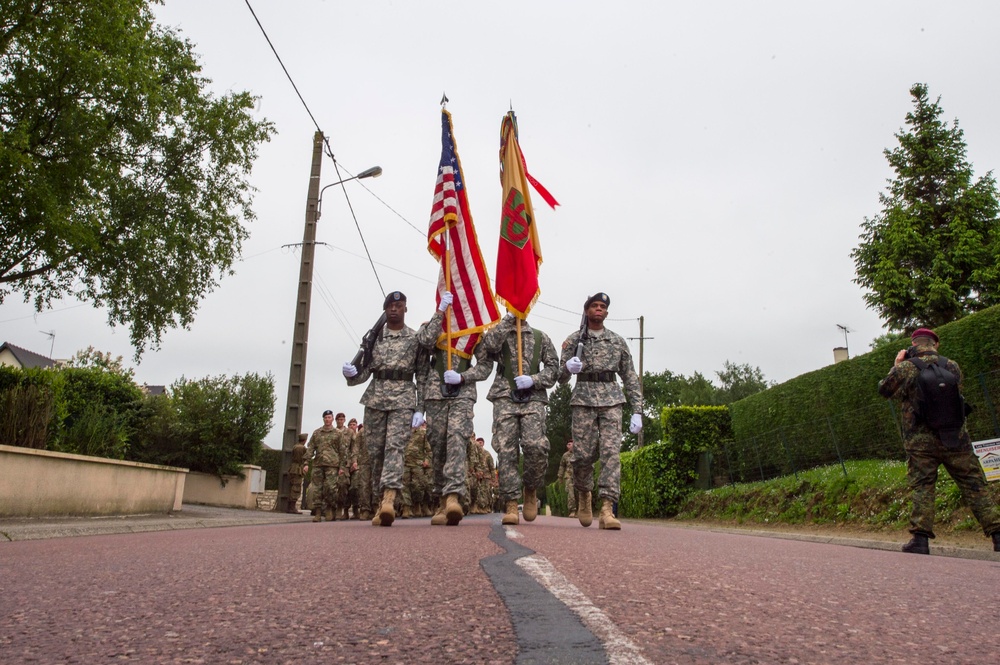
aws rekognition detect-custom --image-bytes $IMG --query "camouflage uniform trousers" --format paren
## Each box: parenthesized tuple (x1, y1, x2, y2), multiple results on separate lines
(288, 472, 304, 510)
(563, 474, 576, 514)
(364, 406, 413, 495)
(401, 465, 429, 508)
(571, 404, 623, 502)
(474, 477, 494, 512)
(425, 399, 473, 501)
(492, 399, 550, 502)
(310, 465, 339, 515)
(906, 439, 1000, 537)
(336, 469, 351, 513)
(352, 462, 373, 514)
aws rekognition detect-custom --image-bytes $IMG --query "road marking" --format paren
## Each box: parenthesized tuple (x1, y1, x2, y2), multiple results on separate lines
(504, 526, 523, 539)
(516, 554, 652, 665)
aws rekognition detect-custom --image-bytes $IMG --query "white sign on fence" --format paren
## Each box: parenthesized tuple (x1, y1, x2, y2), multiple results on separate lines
(972, 438, 1000, 482)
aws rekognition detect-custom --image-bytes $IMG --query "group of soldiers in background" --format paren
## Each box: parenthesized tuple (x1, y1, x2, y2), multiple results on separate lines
(286, 414, 499, 521)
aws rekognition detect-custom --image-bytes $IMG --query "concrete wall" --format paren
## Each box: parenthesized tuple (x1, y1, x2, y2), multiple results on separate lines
(183, 466, 266, 510)
(0, 444, 187, 517)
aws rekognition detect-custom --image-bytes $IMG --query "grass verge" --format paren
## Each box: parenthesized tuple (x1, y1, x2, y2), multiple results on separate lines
(674, 459, 1000, 536)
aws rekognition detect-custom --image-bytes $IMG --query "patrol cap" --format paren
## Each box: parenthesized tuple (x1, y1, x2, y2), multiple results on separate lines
(911, 328, 939, 343)
(322, 409, 334, 417)
(584, 292, 610, 309)
(383, 291, 407, 309)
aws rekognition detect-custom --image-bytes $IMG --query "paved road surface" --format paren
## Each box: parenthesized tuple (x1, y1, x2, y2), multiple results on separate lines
(2, 511, 997, 664)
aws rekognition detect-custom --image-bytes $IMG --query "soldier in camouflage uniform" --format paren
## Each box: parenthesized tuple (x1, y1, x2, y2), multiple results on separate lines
(557, 440, 577, 518)
(479, 437, 497, 513)
(343, 291, 428, 527)
(346, 418, 369, 520)
(307, 410, 348, 522)
(331, 413, 354, 519)
(415, 291, 494, 526)
(285, 434, 308, 513)
(352, 422, 374, 520)
(480, 314, 560, 525)
(560, 293, 643, 530)
(878, 327, 1000, 554)
(401, 424, 431, 518)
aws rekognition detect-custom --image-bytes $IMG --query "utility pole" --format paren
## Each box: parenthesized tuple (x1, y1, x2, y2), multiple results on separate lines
(275, 131, 324, 513)
(627, 315, 654, 447)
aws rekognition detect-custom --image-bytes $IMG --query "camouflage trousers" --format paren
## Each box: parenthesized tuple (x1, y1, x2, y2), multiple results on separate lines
(309, 465, 340, 514)
(288, 473, 304, 509)
(364, 407, 413, 495)
(425, 399, 474, 500)
(402, 465, 430, 507)
(906, 442, 1000, 537)
(572, 404, 623, 502)
(492, 399, 549, 502)
(563, 476, 576, 513)
(474, 479, 494, 512)
(350, 464, 372, 515)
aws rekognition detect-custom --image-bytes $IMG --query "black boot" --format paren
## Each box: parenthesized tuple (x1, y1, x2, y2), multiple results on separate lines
(992, 532, 1000, 552)
(902, 533, 930, 555)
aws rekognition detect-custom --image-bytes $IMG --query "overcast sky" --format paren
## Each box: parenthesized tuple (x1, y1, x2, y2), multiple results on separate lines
(5, 1, 1000, 455)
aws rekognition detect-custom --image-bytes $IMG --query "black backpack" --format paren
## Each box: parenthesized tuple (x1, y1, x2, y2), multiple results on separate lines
(908, 355, 967, 447)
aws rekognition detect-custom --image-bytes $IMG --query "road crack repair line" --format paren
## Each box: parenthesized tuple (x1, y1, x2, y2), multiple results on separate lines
(482, 519, 651, 665)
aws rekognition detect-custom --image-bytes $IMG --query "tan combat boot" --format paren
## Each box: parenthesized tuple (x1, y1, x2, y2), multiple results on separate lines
(401, 504, 413, 519)
(431, 497, 448, 526)
(325, 507, 335, 522)
(444, 493, 464, 526)
(311, 508, 321, 523)
(502, 500, 520, 525)
(598, 499, 621, 530)
(342, 506, 350, 520)
(577, 491, 593, 527)
(522, 488, 537, 521)
(377, 489, 396, 526)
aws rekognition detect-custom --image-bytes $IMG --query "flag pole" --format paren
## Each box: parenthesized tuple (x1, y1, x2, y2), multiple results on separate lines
(516, 316, 524, 375)
(444, 222, 455, 371)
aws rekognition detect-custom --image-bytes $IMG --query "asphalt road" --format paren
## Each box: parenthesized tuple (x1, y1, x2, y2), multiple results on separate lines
(2, 512, 998, 664)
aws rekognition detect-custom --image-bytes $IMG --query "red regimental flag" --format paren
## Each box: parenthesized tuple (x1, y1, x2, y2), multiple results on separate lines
(495, 112, 545, 318)
(427, 110, 501, 358)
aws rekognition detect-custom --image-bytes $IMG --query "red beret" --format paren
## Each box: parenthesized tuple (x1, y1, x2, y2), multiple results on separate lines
(911, 328, 939, 343)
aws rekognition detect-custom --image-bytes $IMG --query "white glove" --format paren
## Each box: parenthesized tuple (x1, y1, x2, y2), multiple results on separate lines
(438, 291, 454, 312)
(629, 414, 643, 434)
(443, 369, 462, 385)
(411, 412, 425, 428)
(566, 357, 583, 374)
(514, 375, 534, 390)
(342, 362, 358, 378)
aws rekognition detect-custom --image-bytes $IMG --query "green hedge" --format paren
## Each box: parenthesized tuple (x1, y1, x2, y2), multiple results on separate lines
(619, 406, 732, 518)
(259, 447, 282, 490)
(728, 304, 1000, 477)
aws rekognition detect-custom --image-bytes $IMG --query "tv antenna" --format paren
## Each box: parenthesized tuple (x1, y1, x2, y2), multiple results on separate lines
(39, 330, 55, 358)
(835, 324, 852, 358)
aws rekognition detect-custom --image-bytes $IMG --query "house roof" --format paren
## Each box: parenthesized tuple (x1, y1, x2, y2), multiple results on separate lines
(0, 342, 57, 369)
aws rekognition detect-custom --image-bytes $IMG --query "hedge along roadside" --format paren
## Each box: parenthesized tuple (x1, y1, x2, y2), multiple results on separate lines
(726, 303, 1000, 481)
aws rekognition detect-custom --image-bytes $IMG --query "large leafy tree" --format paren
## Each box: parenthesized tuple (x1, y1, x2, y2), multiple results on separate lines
(0, 1, 274, 354)
(715, 361, 771, 404)
(852, 83, 1000, 331)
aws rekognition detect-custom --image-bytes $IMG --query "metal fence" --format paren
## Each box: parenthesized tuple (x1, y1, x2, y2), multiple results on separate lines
(710, 368, 1000, 485)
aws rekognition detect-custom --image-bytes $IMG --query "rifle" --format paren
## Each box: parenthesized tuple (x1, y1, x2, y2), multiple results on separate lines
(351, 312, 388, 370)
(575, 312, 588, 361)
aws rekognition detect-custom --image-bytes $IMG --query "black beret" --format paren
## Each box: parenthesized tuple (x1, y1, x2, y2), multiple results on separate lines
(584, 292, 610, 309)
(383, 291, 407, 309)
(322, 409, 333, 417)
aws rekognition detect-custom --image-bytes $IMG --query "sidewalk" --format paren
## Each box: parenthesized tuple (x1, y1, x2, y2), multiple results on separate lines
(0, 504, 311, 542)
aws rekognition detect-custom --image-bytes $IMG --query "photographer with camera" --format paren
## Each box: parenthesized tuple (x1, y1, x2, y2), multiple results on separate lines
(878, 327, 1000, 554)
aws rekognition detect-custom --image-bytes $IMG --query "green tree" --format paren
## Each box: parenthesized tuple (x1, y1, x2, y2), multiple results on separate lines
(166, 373, 275, 477)
(544, 383, 572, 485)
(678, 371, 719, 406)
(852, 83, 1000, 331)
(715, 361, 772, 404)
(0, 1, 274, 355)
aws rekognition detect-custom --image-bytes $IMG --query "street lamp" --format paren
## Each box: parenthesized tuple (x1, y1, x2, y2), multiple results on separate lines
(316, 166, 382, 220)
(275, 131, 382, 513)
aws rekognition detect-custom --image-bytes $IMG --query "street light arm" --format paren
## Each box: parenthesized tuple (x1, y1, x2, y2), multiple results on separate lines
(317, 165, 382, 220)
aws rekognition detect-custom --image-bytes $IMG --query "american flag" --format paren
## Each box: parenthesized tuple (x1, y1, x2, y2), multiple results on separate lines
(427, 109, 501, 358)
